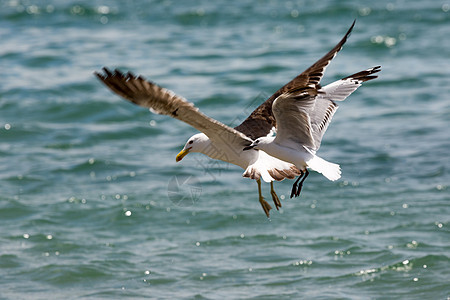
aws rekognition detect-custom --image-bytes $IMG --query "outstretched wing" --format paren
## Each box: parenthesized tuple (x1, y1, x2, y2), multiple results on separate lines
(309, 66, 381, 151)
(95, 68, 253, 149)
(272, 92, 317, 150)
(234, 20, 356, 140)
(271, 66, 381, 152)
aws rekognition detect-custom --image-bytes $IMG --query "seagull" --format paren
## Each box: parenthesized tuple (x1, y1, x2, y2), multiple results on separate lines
(95, 20, 374, 217)
(243, 39, 380, 195)
(95, 74, 301, 218)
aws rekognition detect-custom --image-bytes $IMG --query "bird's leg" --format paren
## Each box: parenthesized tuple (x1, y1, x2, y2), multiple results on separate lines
(257, 179, 272, 218)
(270, 181, 282, 210)
(290, 171, 304, 198)
(294, 169, 309, 197)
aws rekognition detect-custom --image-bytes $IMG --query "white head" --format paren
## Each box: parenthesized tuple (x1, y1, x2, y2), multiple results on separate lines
(176, 133, 210, 162)
(243, 136, 275, 151)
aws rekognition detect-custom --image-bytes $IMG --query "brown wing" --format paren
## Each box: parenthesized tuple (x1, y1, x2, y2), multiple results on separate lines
(95, 68, 253, 148)
(234, 20, 356, 140)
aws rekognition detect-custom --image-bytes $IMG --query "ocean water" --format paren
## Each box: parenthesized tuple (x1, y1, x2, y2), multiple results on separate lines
(1, 0, 449, 299)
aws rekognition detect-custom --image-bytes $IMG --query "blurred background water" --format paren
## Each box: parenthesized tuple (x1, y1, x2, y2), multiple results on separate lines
(1, 0, 449, 299)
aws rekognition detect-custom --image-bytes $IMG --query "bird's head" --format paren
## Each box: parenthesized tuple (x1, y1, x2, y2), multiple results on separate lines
(243, 136, 274, 151)
(176, 133, 209, 162)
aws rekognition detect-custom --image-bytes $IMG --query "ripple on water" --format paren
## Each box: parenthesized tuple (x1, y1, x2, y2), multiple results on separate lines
(0, 254, 22, 269)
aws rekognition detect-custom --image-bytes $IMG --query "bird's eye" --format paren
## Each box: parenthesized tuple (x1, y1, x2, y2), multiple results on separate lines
(256, 140, 259, 143)
(188, 140, 193, 144)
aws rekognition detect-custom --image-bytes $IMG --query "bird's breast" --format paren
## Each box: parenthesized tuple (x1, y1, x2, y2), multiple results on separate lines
(263, 143, 311, 169)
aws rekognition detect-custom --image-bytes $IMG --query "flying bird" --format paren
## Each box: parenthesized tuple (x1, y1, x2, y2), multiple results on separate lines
(243, 32, 380, 195)
(95, 66, 299, 217)
(95, 20, 378, 216)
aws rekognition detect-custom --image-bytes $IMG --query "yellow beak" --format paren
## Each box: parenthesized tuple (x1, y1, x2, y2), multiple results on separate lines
(176, 148, 191, 162)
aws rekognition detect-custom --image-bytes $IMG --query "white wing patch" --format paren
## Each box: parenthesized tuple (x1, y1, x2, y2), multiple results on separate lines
(319, 78, 363, 102)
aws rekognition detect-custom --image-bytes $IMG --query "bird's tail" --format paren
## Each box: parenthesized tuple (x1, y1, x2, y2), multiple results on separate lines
(306, 155, 341, 181)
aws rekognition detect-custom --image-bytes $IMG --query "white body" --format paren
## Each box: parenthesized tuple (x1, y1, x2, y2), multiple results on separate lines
(182, 133, 298, 183)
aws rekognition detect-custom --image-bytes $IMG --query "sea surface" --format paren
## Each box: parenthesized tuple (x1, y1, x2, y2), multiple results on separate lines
(1, 0, 449, 299)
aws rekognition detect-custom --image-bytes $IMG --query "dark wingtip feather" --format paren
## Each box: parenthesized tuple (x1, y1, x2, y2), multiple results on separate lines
(94, 67, 111, 80)
(348, 19, 356, 35)
(93, 70, 103, 80)
(340, 19, 356, 49)
(103, 67, 114, 77)
(344, 66, 381, 82)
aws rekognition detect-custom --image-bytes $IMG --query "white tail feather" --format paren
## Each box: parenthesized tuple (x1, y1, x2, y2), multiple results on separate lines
(306, 155, 341, 181)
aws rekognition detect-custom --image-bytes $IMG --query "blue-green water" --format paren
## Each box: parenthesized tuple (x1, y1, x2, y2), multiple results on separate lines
(1, 0, 449, 299)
